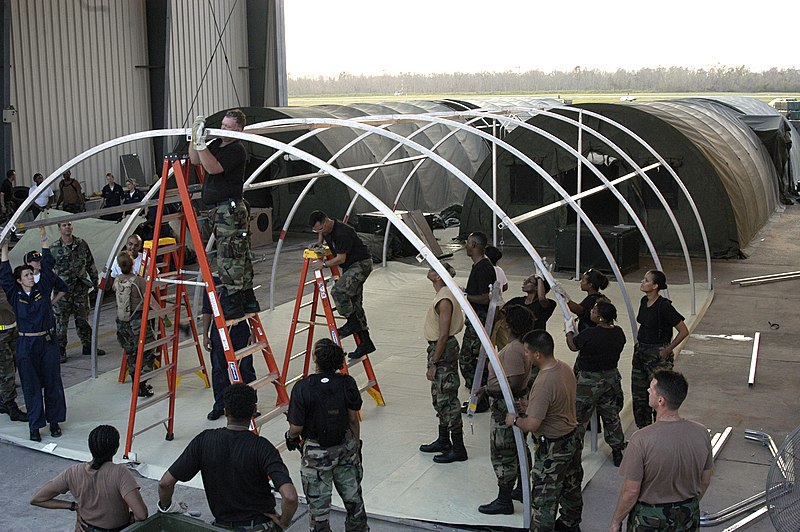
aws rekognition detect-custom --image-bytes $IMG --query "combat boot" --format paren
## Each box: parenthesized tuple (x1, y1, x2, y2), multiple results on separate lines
(510, 477, 524, 502)
(433, 429, 467, 463)
(478, 485, 514, 515)
(612, 446, 624, 467)
(419, 425, 451, 453)
(349, 330, 375, 360)
(60, 347, 67, 364)
(554, 518, 582, 532)
(310, 519, 332, 532)
(337, 314, 361, 339)
(2, 401, 28, 422)
(82, 345, 106, 356)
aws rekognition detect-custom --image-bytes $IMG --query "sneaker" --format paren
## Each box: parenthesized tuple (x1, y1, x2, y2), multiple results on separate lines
(206, 409, 223, 421)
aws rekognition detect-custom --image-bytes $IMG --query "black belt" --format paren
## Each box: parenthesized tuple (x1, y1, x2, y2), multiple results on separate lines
(427, 336, 456, 344)
(79, 518, 127, 532)
(540, 428, 576, 443)
(214, 514, 273, 529)
(638, 497, 696, 508)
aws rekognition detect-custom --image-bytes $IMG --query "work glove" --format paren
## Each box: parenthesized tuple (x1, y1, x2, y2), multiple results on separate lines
(285, 430, 302, 452)
(552, 283, 571, 302)
(565, 316, 577, 335)
(158, 500, 199, 517)
(191, 115, 207, 151)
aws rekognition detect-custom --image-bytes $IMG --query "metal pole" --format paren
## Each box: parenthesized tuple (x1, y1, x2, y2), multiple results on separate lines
(575, 110, 583, 279)
(748, 332, 760, 387)
(731, 270, 800, 284)
(492, 119, 498, 246)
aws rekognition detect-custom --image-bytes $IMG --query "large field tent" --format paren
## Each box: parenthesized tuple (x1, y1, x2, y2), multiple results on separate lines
(460, 98, 786, 258)
(194, 103, 489, 231)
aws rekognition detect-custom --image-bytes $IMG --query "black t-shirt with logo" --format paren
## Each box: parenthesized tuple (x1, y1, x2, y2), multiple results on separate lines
(287, 372, 362, 446)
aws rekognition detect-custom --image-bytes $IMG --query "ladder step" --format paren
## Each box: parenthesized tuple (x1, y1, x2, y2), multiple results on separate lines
(285, 374, 303, 386)
(178, 337, 197, 349)
(133, 417, 171, 438)
(225, 312, 258, 327)
(155, 244, 181, 256)
(347, 355, 368, 367)
(135, 391, 172, 412)
(248, 372, 280, 390)
(140, 363, 175, 382)
(293, 325, 311, 336)
(161, 212, 184, 223)
(296, 319, 325, 326)
(299, 300, 314, 309)
(252, 403, 289, 427)
(177, 364, 205, 377)
(358, 379, 377, 394)
(290, 350, 307, 361)
(143, 334, 177, 351)
(235, 341, 267, 361)
(149, 305, 177, 320)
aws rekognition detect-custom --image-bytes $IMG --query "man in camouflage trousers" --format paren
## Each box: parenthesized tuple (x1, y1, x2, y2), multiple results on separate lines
(506, 331, 583, 532)
(0, 285, 27, 422)
(611, 370, 713, 532)
(287, 339, 369, 532)
(51, 221, 105, 362)
(419, 263, 466, 464)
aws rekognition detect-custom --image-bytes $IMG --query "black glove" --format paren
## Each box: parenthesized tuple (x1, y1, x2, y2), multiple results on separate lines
(285, 430, 302, 452)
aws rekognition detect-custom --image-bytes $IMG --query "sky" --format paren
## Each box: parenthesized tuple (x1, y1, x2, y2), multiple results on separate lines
(284, 0, 799, 78)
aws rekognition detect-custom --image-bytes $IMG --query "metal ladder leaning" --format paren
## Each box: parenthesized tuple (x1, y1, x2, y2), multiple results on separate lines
(123, 154, 289, 458)
(281, 246, 385, 407)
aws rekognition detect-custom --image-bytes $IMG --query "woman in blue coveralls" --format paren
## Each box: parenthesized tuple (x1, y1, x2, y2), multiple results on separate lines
(1, 226, 67, 442)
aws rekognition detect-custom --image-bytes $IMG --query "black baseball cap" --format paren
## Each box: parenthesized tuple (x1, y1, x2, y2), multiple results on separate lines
(24, 250, 42, 263)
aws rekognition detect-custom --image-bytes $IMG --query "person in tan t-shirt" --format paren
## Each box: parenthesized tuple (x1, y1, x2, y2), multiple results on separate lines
(505, 330, 583, 532)
(31, 424, 148, 531)
(419, 262, 467, 464)
(610, 370, 713, 531)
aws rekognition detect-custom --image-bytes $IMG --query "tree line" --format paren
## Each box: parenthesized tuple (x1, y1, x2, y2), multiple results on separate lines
(288, 66, 800, 95)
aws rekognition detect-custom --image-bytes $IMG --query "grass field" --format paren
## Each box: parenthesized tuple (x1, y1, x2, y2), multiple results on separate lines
(288, 92, 800, 107)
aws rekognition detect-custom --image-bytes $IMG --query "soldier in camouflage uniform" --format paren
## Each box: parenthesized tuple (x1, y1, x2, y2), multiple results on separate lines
(309, 210, 376, 360)
(611, 370, 713, 532)
(479, 305, 534, 515)
(565, 299, 627, 466)
(113, 252, 156, 398)
(51, 221, 105, 361)
(418, 263, 466, 464)
(506, 330, 583, 532)
(0, 285, 27, 422)
(190, 109, 257, 319)
(286, 339, 368, 532)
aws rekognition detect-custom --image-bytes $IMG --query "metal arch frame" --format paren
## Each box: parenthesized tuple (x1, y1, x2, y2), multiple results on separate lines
(550, 105, 713, 291)
(252, 114, 638, 335)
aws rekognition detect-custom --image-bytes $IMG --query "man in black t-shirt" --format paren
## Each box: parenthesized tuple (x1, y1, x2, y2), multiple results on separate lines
(100, 173, 125, 221)
(190, 109, 256, 319)
(458, 232, 496, 414)
(309, 210, 375, 360)
(158, 384, 298, 530)
(286, 339, 368, 532)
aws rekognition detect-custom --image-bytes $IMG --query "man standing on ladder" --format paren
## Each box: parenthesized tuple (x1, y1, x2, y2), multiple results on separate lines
(189, 109, 257, 319)
(308, 210, 375, 359)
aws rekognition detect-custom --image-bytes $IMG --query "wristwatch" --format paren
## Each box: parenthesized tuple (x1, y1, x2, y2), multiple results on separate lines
(512, 415, 519, 426)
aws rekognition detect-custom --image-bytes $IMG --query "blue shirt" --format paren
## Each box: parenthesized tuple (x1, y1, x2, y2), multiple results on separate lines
(0, 249, 62, 333)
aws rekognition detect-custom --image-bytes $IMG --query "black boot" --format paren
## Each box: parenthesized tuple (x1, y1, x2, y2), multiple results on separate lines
(478, 485, 514, 515)
(50, 422, 62, 438)
(337, 314, 361, 339)
(60, 347, 67, 364)
(349, 330, 375, 360)
(310, 520, 332, 532)
(2, 402, 28, 422)
(433, 429, 468, 463)
(612, 446, 624, 467)
(419, 425, 451, 453)
(137, 382, 154, 398)
(554, 518, 582, 532)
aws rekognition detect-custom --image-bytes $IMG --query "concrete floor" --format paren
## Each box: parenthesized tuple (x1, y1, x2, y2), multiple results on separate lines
(2, 204, 800, 531)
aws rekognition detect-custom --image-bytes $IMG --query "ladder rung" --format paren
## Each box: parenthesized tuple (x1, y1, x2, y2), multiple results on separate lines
(248, 372, 280, 390)
(135, 391, 171, 412)
(253, 403, 288, 427)
(161, 212, 183, 223)
(314, 313, 343, 321)
(149, 305, 177, 320)
(155, 244, 181, 256)
(133, 417, 170, 437)
(178, 337, 197, 349)
(235, 341, 267, 361)
(347, 354, 367, 367)
(177, 365, 204, 377)
(156, 262, 169, 269)
(140, 363, 174, 382)
(293, 325, 311, 336)
(143, 334, 177, 351)
(295, 319, 324, 326)
(225, 312, 258, 327)
(154, 270, 180, 280)
(285, 374, 303, 386)
(358, 379, 377, 394)
(303, 279, 316, 287)
(299, 300, 314, 309)
(290, 350, 307, 361)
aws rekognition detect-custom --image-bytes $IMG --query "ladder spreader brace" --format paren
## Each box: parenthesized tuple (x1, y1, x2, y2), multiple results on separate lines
(282, 246, 385, 407)
(123, 155, 289, 459)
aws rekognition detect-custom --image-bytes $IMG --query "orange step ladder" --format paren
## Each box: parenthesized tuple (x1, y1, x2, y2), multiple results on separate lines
(281, 246, 384, 407)
(123, 155, 289, 458)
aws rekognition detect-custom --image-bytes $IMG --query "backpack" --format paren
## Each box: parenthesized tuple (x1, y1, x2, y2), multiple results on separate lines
(309, 373, 349, 448)
(115, 275, 144, 322)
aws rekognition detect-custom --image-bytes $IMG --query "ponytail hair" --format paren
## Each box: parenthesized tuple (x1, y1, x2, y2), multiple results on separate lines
(88, 425, 119, 470)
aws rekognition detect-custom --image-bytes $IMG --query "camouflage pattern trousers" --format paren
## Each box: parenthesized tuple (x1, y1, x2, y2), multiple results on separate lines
(575, 368, 625, 451)
(631, 343, 674, 429)
(627, 498, 700, 531)
(489, 396, 530, 489)
(54, 284, 92, 350)
(458, 312, 488, 390)
(116, 316, 156, 378)
(531, 431, 583, 531)
(301, 433, 369, 531)
(331, 259, 372, 331)
(427, 338, 462, 432)
(214, 201, 253, 296)
(0, 328, 18, 404)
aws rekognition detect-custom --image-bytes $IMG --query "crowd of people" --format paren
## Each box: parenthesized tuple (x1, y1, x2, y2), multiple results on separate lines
(1, 108, 711, 530)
